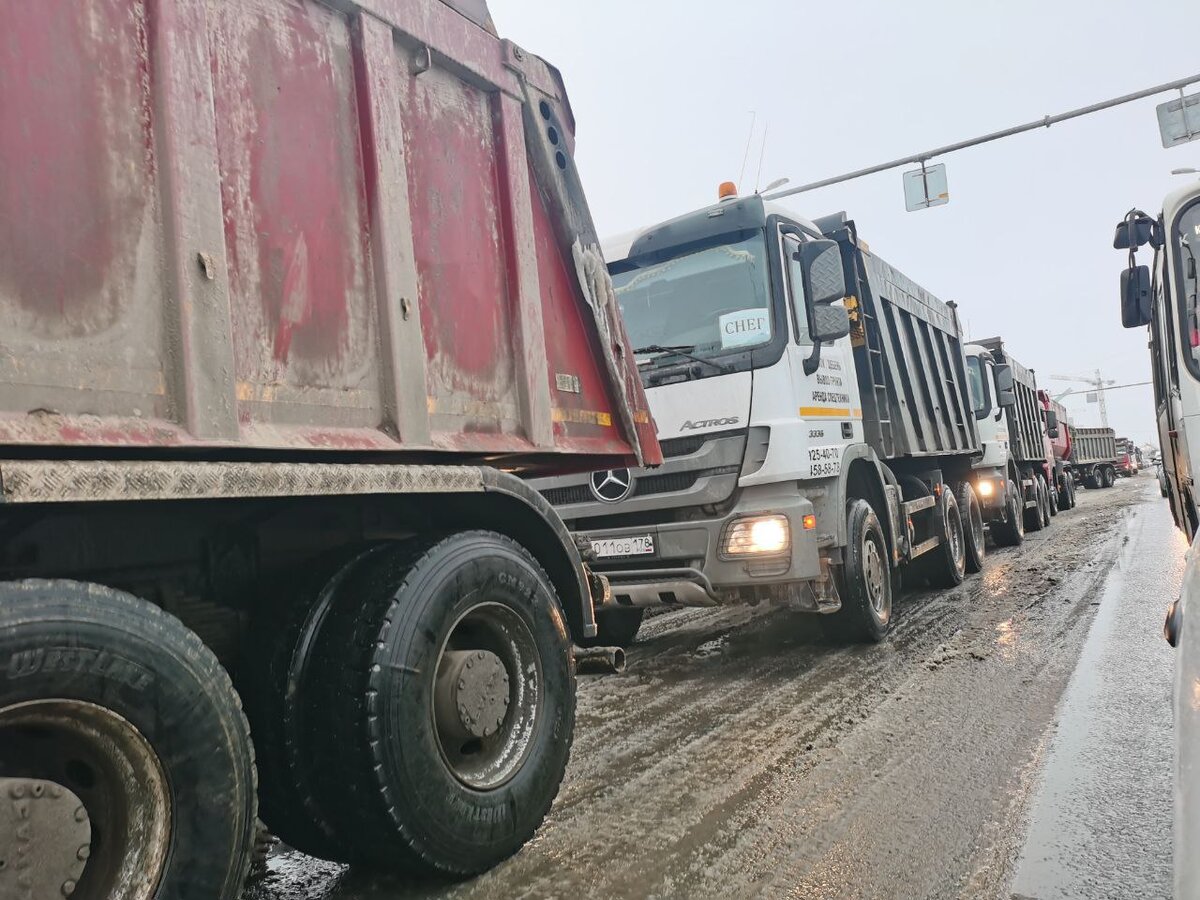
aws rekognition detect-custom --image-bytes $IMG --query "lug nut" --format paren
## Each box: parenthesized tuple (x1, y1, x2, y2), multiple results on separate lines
(10, 784, 24, 799)
(74, 806, 87, 822)
(77, 845, 90, 861)
(62, 880, 76, 896)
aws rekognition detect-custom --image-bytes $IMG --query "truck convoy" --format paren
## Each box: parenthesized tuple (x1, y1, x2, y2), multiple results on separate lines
(0, 2, 661, 897)
(537, 193, 992, 646)
(1116, 175, 1200, 899)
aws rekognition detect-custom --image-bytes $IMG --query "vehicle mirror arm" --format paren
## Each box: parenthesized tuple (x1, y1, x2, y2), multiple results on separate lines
(803, 340, 824, 376)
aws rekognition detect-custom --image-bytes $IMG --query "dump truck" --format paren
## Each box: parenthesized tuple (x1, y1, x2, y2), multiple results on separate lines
(1116, 174, 1200, 900)
(1066, 426, 1119, 489)
(0, 2, 661, 896)
(533, 193, 981, 646)
(961, 338, 1062, 547)
(1039, 389, 1077, 509)
(1115, 436, 1140, 476)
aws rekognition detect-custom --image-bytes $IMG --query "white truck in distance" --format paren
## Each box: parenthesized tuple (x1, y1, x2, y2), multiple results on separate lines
(962, 338, 1072, 549)
(535, 191, 987, 645)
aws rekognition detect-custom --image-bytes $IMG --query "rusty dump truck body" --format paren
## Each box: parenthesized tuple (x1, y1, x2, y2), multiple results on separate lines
(0, 2, 659, 895)
(0, 0, 657, 470)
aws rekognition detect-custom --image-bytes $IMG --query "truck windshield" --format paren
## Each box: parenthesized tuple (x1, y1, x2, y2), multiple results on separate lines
(611, 233, 773, 369)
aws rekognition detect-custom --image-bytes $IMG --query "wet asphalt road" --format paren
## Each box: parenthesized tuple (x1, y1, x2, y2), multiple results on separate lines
(245, 477, 1179, 900)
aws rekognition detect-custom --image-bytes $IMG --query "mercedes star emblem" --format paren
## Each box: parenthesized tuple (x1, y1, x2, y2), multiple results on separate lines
(590, 468, 633, 503)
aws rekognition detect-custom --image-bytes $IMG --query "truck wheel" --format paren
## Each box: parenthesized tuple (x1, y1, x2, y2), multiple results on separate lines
(928, 488, 966, 587)
(1060, 475, 1076, 510)
(990, 481, 1025, 547)
(1047, 476, 1059, 516)
(305, 532, 575, 877)
(821, 500, 892, 643)
(238, 546, 384, 862)
(956, 482, 985, 574)
(0, 581, 257, 900)
(1104, 466, 1116, 488)
(583, 608, 645, 648)
(1025, 479, 1046, 532)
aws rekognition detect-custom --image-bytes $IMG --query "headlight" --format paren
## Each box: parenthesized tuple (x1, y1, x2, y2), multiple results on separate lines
(722, 515, 791, 557)
(977, 479, 995, 498)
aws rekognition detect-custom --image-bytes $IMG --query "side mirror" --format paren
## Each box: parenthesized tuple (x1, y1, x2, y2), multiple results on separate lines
(811, 304, 851, 343)
(1113, 215, 1157, 250)
(994, 364, 1016, 407)
(1045, 410, 1059, 438)
(796, 240, 847, 306)
(1121, 265, 1152, 328)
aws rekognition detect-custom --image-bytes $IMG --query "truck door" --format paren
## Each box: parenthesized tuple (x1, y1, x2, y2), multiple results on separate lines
(1153, 250, 1190, 533)
(783, 233, 861, 475)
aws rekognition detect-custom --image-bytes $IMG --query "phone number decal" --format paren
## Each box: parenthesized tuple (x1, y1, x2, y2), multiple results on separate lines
(807, 445, 842, 478)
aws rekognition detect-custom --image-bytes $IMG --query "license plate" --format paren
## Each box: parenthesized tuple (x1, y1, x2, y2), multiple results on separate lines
(591, 534, 655, 559)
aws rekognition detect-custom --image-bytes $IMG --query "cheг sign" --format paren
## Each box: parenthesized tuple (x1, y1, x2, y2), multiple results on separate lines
(718, 309, 770, 349)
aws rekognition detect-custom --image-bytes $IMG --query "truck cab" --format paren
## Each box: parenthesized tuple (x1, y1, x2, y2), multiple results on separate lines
(537, 190, 982, 646)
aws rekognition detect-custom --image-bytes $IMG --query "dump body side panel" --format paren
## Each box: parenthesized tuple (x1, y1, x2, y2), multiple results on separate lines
(828, 223, 976, 461)
(0, 0, 658, 472)
(1068, 426, 1118, 466)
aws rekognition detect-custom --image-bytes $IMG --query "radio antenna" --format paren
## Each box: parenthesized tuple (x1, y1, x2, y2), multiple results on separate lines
(755, 123, 770, 193)
(737, 111, 757, 191)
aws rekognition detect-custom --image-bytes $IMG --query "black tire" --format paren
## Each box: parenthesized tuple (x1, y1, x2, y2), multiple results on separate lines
(1039, 475, 1052, 527)
(1025, 478, 1046, 532)
(238, 545, 384, 861)
(0, 581, 257, 900)
(1047, 473, 1059, 517)
(1085, 469, 1100, 489)
(991, 479, 1025, 547)
(928, 487, 966, 588)
(584, 607, 645, 648)
(957, 481, 985, 574)
(305, 531, 575, 877)
(821, 499, 892, 643)
(1104, 466, 1116, 488)
(1060, 474, 1076, 510)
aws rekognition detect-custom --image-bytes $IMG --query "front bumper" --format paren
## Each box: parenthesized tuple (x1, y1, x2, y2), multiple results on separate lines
(971, 467, 1007, 515)
(581, 484, 821, 607)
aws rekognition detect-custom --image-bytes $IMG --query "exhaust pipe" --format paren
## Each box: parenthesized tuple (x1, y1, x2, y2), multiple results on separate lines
(573, 645, 626, 674)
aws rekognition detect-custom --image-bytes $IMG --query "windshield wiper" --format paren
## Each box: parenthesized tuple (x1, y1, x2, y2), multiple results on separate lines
(634, 344, 733, 374)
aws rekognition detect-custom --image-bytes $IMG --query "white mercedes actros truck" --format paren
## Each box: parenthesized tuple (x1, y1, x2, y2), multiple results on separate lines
(535, 190, 986, 644)
(962, 337, 1071, 549)
(1117, 176, 1200, 899)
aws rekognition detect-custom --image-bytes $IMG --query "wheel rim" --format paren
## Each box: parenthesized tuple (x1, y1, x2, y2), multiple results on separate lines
(863, 535, 887, 614)
(432, 601, 542, 790)
(947, 507, 964, 570)
(0, 699, 170, 900)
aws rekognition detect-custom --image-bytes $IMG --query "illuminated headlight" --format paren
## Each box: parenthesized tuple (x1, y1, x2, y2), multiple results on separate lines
(722, 515, 791, 557)
(977, 479, 995, 498)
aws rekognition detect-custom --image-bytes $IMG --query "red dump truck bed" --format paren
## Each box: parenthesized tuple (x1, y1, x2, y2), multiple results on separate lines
(0, 0, 659, 471)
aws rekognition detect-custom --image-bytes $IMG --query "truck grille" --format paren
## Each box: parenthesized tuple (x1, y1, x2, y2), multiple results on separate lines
(540, 465, 739, 507)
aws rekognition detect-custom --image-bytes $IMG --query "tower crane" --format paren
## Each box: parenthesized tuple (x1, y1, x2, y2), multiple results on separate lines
(1050, 371, 1117, 427)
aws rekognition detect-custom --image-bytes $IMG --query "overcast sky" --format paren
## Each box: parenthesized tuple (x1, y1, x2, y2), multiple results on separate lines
(490, 0, 1198, 448)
